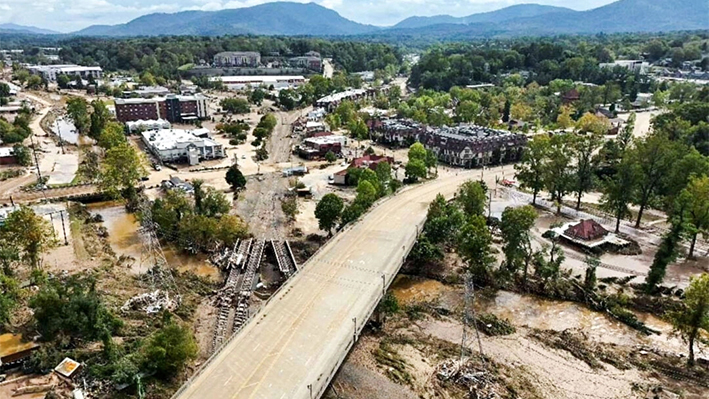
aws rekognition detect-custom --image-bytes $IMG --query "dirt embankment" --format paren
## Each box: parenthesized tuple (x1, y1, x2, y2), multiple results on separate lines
(325, 275, 709, 399)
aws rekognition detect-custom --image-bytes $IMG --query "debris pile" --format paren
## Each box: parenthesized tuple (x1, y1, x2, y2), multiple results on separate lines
(121, 290, 178, 314)
(436, 359, 500, 399)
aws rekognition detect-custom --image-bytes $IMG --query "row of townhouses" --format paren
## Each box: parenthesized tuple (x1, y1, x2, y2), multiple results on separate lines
(374, 119, 527, 168)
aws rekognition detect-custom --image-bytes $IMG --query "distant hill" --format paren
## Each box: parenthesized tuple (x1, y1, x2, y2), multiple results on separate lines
(0, 23, 59, 35)
(379, 0, 709, 40)
(393, 4, 574, 30)
(74, 2, 380, 37)
(66, 0, 709, 39)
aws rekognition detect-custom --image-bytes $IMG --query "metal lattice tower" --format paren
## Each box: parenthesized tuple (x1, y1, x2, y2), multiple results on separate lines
(461, 272, 485, 365)
(137, 198, 177, 291)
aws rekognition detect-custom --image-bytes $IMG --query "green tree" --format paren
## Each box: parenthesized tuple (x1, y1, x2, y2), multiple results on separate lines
(56, 74, 70, 89)
(324, 151, 337, 164)
(255, 146, 269, 161)
(571, 134, 602, 210)
(630, 132, 679, 228)
(683, 176, 709, 259)
(0, 274, 19, 325)
(225, 164, 247, 191)
(405, 159, 427, 182)
(249, 88, 266, 105)
(194, 182, 230, 218)
(12, 144, 31, 166)
(315, 193, 344, 235)
(544, 135, 574, 213)
(30, 275, 121, 342)
(220, 98, 250, 114)
(456, 180, 486, 217)
(348, 118, 368, 142)
(423, 194, 464, 245)
(2, 206, 54, 269)
(375, 162, 392, 194)
(89, 100, 111, 140)
(66, 97, 90, 136)
(355, 180, 378, 208)
(500, 205, 537, 285)
(515, 135, 549, 205)
(99, 143, 146, 200)
(556, 105, 575, 129)
(646, 212, 685, 292)
(281, 196, 298, 222)
(97, 122, 126, 150)
(457, 214, 495, 284)
(408, 142, 427, 162)
(600, 158, 637, 233)
(143, 319, 198, 378)
(669, 273, 709, 366)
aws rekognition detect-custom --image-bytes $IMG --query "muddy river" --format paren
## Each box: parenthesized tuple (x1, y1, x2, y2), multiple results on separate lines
(390, 275, 686, 354)
(87, 202, 221, 280)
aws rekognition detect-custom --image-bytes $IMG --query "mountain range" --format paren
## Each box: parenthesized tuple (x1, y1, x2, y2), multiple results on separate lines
(0, 23, 59, 35)
(4, 0, 708, 39)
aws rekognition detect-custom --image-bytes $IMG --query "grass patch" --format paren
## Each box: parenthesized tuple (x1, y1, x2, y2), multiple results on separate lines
(373, 340, 413, 385)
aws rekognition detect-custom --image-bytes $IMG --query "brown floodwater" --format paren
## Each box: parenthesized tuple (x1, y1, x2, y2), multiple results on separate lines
(87, 202, 220, 280)
(390, 275, 685, 354)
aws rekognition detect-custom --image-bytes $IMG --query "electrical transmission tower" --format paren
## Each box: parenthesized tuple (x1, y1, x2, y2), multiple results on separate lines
(461, 272, 485, 366)
(137, 198, 177, 292)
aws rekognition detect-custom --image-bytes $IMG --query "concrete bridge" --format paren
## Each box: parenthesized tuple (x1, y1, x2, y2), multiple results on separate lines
(173, 170, 481, 399)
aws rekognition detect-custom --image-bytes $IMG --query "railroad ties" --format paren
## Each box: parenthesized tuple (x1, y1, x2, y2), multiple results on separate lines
(211, 239, 298, 351)
(271, 240, 297, 278)
(233, 239, 266, 333)
(211, 239, 252, 352)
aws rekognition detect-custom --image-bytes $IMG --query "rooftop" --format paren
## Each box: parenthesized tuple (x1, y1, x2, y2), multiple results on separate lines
(115, 93, 207, 105)
(142, 128, 219, 151)
(0, 333, 38, 361)
(55, 357, 81, 378)
(316, 89, 367, 104)
(214, 76, 305, 83)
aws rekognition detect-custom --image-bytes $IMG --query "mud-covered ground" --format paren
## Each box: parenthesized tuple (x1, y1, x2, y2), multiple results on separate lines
(324, 275, 709, 399)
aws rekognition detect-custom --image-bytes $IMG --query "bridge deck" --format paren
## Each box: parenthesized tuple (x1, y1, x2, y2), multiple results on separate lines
(174, 172, 476, 399)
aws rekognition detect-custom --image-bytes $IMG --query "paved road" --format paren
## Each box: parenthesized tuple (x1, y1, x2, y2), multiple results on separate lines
(174, 170, 480, 399)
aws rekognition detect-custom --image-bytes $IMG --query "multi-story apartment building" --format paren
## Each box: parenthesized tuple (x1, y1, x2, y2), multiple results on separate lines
(213, 51, 261, 67)
(27, 64, 103, 82)
(114, 94, 209, 123)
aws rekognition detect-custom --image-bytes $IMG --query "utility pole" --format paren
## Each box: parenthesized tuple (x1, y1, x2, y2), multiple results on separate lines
(352, 317, 357, 341)
(381, 273, 386, 296)
(60, 210, 68, 245)
(29, 133, 43, 184)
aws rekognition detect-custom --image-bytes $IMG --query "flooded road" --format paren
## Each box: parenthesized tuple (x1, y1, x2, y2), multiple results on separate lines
(88, 202, 221, 280)
(52, 117, 92, 145)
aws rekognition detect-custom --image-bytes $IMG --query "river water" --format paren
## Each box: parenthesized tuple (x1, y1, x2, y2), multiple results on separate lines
(87, 202, 221, 280)
(390, 275, 686, 354)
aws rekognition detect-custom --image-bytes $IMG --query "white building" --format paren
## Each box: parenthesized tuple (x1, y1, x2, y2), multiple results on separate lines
(212, 75, 306, 90)
(599, 60, 649, 74)
(141, 128, 225, 166)
(126, 119, 171, 133)
(27, 64, 103, 82)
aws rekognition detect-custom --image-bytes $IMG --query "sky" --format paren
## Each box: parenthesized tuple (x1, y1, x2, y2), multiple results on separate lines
(0, 0, 617, 33)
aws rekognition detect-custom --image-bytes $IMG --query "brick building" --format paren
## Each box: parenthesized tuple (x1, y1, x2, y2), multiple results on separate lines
(374, 118, 527, 168)
(114, 94, 209, 123)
